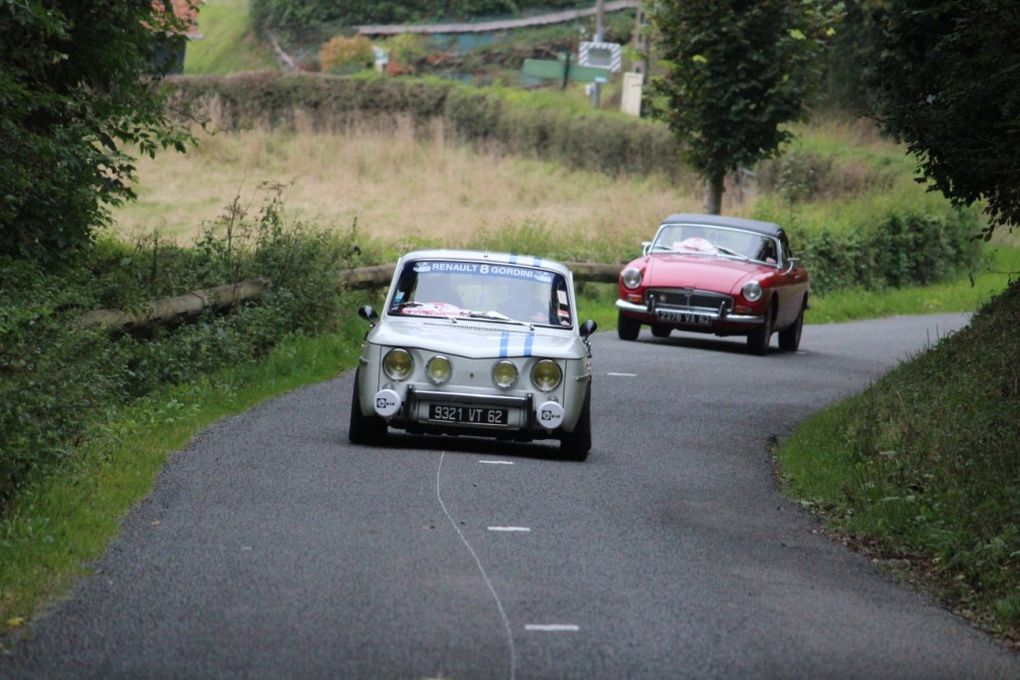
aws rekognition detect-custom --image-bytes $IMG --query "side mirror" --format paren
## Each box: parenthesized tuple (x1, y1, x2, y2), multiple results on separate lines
(785, 257, 799, 273)
(358, 305, 379, 324)
(579, 319, 598, 338)
(641, 241, 652, 255)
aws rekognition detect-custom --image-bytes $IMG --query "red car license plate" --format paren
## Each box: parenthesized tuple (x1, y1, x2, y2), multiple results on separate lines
(428, 404, 508, 426)
(657, 310, 712, 326)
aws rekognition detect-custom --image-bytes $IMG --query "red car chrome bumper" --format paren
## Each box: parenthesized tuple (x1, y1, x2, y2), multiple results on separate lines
(615, 299, 765, 327)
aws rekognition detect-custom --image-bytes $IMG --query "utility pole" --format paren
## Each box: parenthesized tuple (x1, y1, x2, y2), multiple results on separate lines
(633, 0, 648, 83)
(591, 0, 606, 108)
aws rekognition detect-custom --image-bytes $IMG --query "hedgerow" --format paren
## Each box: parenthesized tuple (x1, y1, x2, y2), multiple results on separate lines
(0, 187, 365, 506)
(169, 72, 686, 181)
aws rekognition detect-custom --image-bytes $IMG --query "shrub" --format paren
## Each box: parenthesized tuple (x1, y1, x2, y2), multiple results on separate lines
(0, 186, 364, 506)
(754, 197, 983, 294)
(169, 73, 688, 181)
(384, 34, 431, 74)
(319, 35, 374, 73)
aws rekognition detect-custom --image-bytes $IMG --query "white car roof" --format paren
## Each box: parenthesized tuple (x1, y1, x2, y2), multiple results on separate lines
(397, 249, 572, 278)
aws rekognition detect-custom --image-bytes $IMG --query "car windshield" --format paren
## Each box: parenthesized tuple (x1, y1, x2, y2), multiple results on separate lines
(388, 260, 573, 328)
(652, 224, 780, 265)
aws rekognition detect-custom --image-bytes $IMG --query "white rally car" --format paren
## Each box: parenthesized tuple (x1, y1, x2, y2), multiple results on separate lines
(348, 249, 596, 459)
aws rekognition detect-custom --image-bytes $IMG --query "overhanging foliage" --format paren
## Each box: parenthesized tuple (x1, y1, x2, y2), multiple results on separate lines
(0, 1, 195, 261)
(866, 0, 1020, 237)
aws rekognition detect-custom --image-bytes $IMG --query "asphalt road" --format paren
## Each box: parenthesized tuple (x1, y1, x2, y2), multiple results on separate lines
(4, 314, 1019, 679)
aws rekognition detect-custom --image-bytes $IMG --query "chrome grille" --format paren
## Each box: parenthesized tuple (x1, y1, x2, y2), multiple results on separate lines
(647, 288, 732, 311)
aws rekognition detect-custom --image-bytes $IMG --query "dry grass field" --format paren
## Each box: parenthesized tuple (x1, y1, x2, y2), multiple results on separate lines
(108, 120, 728, 248)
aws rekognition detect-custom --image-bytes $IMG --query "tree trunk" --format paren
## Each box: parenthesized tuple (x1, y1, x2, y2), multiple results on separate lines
(703, 172, 724, 214)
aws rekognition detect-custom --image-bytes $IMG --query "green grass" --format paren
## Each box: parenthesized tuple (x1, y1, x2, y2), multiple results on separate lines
(0, 313, 372, 632)
(776, 278, 1020, 643)
(806, 245, 1020, 323)
(184, 0, 276, 75)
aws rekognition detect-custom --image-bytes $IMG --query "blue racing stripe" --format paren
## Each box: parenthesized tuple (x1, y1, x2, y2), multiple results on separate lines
(533, 256, 542, 267)
(509, 253, 518, 265)
(499, 331, 510, 358)
(524, 333, 534, 357)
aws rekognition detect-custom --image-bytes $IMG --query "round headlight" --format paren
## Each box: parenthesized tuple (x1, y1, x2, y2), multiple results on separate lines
(742, 281, 763, 302)
(530, 359, 562, 392)
(426, 355, 452, 385)
(382, 348, 414, 381)
(621, 267, 643, 290)
(492, 360, 518, 389)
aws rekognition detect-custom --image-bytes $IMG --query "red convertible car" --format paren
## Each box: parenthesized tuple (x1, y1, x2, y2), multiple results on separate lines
(615, 214, 809, 355)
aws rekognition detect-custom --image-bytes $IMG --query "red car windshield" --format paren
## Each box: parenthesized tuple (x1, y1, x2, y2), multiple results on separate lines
(653, 224, 779, 265)
(388, 260, 573, 327)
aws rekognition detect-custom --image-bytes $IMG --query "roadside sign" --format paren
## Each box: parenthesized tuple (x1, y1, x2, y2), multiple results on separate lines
(522, 58, 615, 85)
(579, 41, 622, 73)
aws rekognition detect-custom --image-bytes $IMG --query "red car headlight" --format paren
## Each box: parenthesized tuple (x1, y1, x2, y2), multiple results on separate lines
(741, 281, 763, 302)
(621, 267, 642, 289)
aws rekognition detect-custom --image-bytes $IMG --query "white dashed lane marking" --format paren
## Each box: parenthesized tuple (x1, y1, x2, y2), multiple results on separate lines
(606, 372, 637, 377)
(525, 624, 580, 632)
(479, 460, 515, 465)
(487, 527, 531, 533)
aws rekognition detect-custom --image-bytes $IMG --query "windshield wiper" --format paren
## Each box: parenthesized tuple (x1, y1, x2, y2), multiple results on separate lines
(715, 246, 749, 261)
(466, 311, 535, 329)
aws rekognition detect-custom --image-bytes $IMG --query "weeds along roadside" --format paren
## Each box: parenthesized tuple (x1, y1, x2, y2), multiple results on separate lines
(0, 184, 372, 509)
(775, 279, 1020, 643)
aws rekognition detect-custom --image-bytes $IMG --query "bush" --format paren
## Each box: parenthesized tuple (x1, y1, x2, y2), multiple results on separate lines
(319, 35, 374, 73)
(754, 198, 983, 295)
(169, 73, 688, 181)
(0, 186, 364, 506)
(384, 34, 432, 74)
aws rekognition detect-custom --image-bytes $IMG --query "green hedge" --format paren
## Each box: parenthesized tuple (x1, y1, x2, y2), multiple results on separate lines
(170, 72, 686, 181)
(0, 190, 363, 507)
(754, 201, 983, 295)
(801, 214, 980, 293)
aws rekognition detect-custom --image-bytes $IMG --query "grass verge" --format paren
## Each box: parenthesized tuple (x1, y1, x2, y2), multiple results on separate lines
(776, 279, 1020, 646)
(0, 311, 372, 635)
(806, 245, 1020, 323)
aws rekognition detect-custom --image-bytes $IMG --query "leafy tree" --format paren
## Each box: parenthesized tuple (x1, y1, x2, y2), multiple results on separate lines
(0, 1, 195, 261)
(866, 0, 1020, 237)
(649, 0, 833, 213)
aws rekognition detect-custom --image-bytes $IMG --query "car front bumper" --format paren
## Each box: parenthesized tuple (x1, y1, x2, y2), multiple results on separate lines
(615, 299, 764, 328)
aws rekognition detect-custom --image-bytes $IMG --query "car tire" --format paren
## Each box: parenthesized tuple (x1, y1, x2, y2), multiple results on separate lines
(618, 311, 640, 341)
(560, 388, 591, 461)
(778, 301, 805, 352)
(348, 371, 387, 445)
(747, 301, 774, 356)
(650, 324, 671, 338)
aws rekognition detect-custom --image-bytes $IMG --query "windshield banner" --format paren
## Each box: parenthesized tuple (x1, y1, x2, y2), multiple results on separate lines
(413, 261, 554, 283)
